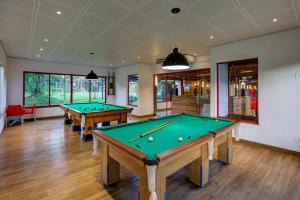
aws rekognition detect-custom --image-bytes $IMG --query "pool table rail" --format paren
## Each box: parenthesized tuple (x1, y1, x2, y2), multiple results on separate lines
(60, 103, 133, 141)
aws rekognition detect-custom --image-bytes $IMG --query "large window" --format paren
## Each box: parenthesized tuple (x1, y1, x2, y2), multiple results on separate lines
(23, 72, 106, 107)
(128, 74, 138, 106)
(217, 58, 258, 123)
(50, 74, 71, 105)
(91, 78, 106, 102)
(24, 73, 49, 106)
(73, 76, 90, 103)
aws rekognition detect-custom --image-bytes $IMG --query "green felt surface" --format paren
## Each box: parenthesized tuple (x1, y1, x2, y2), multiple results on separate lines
(63, 102, 129, 113)
(98, 114, 236, 160)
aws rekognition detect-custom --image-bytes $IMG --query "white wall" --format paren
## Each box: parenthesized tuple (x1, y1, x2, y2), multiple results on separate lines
(115, 64, 140, 115)
(217, 63, 228, 116)
(7, 57, 115, 118)
(0, 42, 7, 133)
(115, 63, 154, 116)
(210, 28, 300, 152)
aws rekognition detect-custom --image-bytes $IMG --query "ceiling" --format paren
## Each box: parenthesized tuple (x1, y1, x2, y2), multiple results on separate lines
(0, 0, 299, 68)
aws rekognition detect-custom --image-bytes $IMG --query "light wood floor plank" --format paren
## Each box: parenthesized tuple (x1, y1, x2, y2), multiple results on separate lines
(0, 119, 299, 200)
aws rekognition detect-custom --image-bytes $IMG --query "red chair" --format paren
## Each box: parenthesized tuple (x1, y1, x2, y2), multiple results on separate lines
(6, 105, 24, 127)
(23, 103, 36, 121)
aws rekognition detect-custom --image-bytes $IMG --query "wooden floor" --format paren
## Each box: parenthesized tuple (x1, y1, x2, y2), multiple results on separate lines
(0, 118, 299, 200)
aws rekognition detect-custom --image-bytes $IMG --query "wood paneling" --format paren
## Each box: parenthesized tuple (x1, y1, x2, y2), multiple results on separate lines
(0, 119, 299, 200)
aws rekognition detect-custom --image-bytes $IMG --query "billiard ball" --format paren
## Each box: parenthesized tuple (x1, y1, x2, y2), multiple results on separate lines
(136, 144, 141, 148)
(187, 136, 192, 139)
(148, 137, 154, 142)
(178, 137, 183, 142)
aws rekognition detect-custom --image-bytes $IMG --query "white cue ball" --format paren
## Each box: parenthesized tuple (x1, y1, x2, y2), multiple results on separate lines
(178, 137, 183, 142)
(148, 137, 154, 142)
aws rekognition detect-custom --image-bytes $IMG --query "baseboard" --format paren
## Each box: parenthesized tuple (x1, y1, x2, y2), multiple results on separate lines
(24, 115, 64, 121)
(238, 139, 300, 157)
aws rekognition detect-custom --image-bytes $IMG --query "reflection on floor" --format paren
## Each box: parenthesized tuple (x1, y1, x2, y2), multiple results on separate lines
(0, 118, 299, 200)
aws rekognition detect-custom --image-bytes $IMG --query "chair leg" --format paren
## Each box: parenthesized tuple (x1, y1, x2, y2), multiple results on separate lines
(33, 113, 36, 121)
(6, 118, 8, 128)
(21, 116, 24, 126)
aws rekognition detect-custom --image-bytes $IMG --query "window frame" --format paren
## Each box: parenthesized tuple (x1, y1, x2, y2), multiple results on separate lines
(216, 58, 259, 124)
(127, 74, 139, 107)
(23, 71, 107, 108)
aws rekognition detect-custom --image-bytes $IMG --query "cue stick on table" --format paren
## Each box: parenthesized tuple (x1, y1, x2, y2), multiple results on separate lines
(128, 118, 181, 143)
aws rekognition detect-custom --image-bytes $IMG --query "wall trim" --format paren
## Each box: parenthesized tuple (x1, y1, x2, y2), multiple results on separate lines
(238, 139, 300, 157)
(24, 115, 64, 121)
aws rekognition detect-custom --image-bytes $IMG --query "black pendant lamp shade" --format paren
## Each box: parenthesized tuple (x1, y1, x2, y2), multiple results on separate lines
(162, 8, 190, 70)
(86, 70, 98, 80)
(162, 47, 190, 70)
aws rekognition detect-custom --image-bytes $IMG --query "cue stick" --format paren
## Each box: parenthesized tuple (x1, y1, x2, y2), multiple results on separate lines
(128, 118, 181, 143)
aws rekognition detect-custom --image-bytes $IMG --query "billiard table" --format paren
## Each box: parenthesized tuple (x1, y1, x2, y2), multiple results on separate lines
(92, 113, 240, 200)
(60, 102, 132, 140)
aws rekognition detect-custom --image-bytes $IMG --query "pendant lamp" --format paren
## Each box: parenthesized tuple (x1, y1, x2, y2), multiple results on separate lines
(86, 70, 98, 80)
(162, 8, 190, 70)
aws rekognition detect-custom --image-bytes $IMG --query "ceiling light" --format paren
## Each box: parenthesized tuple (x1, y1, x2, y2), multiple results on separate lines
(193, 53, 198, 56)
(121, 60, 125, 63)
(40, 48, 44, 51)
(137, 56, 141, 59)
(162, 8, 190, 71)
(44, 38, 48, 42)
(273, 18, 278, 22)
(86, 70, 98, 80)
(210, 36, 214, 39)
(56, 11, 62, 15)
(36, 54, 40, 58)
(110, 64, 113, 67)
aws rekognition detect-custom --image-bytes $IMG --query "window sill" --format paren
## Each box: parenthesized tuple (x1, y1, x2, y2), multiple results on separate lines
(217, 116, 259, 125)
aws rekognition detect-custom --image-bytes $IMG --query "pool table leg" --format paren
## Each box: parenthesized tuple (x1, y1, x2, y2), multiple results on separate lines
(188, 144, 209, 187)
(217, 131, 233, 164)
(118, 113, 127, 124)
(138, 168, 166, 200)
(82, 117, 94, 137)
(92, 136, 99, 156)
(101, 143, 120, 186)
(64, 111, 72, 125)
(72, 117, 81, 131)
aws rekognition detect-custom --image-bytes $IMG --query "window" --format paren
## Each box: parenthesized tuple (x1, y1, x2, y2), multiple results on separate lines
(24, 73, 49, 106)
(72, 76, 90, 103)
(23, 72, 106, 107)
(50, 74, 71, 105)
(217, 58, 258, 123)
(156, 80, 176, 102)
(128, 74, 138, 106)
(91, 78, 106, 102)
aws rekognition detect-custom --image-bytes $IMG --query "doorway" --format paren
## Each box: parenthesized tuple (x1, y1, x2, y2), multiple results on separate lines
(154, 69, 210, 117)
